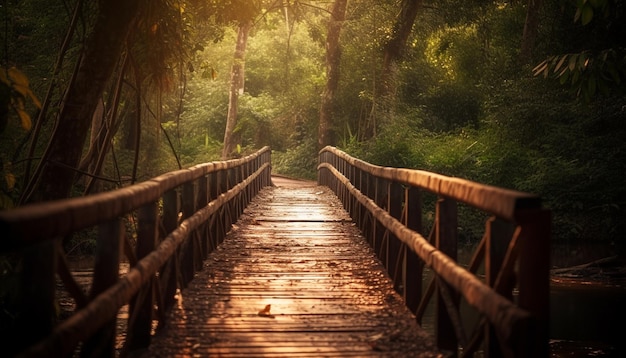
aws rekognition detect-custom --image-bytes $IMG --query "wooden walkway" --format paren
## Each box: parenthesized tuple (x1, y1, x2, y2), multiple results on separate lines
(142, 181, 440, 357)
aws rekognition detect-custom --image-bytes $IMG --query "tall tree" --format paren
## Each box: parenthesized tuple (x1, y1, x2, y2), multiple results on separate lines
(520, 0, 544, 64)
(22, 0, 142, 203)
(367, 0, 422, 138)
(319, 0, 349, 149)
(222, 20, 252, 158)
(380, 0, 422, 98)
(203, 0, 262, 159)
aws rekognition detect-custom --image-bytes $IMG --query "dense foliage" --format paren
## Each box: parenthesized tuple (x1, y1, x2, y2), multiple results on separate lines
(1, 0, 625, 244)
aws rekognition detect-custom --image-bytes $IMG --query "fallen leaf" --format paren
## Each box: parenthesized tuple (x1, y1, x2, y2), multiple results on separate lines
(258, 304, 275, 318)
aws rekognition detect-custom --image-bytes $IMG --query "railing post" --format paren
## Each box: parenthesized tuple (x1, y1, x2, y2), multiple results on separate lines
(484, 217, 515, 357)
(197, 174, 209, 260)
(405, 186, 423, 313)
(243, 162, 251, 206)
(81, 218, 122, 358)
(516, 209, 551, 357)
(373, 177, 388, 261)
(235, 165, 245, 218)
(365, 172, 377, 247)
(217, 168, 230, 245)
(435, 197, 458, 356)
(207, 172, 220, 251)
(159, 189, 180, 320)
(126, 202, 158, 353)
(226, 167, 236, 228)
(265, 149, 271, 186)
(317, 151, 322, 185)
(181, 181, 197, 286)
(12, 240, 57, 356)
(388, 181, 403, 292)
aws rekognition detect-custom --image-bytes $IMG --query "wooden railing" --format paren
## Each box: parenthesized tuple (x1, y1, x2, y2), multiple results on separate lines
(0, 147, 272, 357)
(318, 146, 551, 358)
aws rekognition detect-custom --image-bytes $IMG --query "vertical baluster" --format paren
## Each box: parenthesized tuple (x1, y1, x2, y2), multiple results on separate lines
(346, 160, 353, 213)
(126, 202, 158, 353)
(363, 173, 376, 249)
(374, 178, 388, 264)
(266, 150, 272, 186)
(80, 219, 122, 357)
(484, 217, 515, 357)
(516, 209, 551, 357)
(13, 240, 57, 356)
(207, 172, 219, 251)
(388, 181, 403, 292)
(236, 164, 245, 218)
(181, 181, 196, 286)
(242, 161, 251, 207)
(197, 174, 208, 261)
(226, 168, 235, 229)
(159, 189, 179, 320)
(317, 151, 321, 185)
(435, 197, 458, 355)
(217, 168, 229, 244)
(355, 167, 364, 232)
(405, 186, 423, 314)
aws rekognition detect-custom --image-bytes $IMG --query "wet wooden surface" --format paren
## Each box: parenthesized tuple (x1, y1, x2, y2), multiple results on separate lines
(143, 180, 440, 357)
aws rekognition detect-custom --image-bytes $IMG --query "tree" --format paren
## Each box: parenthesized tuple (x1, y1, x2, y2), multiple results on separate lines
(368, 0, 422, 138)
(200, 0, 262, 159)
(319, 0, 349, 149)
(222, 20, 252, 158)
(520, 0, 544, 64)
(22, 0, 142, 203)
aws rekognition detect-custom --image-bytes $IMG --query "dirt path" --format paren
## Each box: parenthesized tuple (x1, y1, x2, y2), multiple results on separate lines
(270, 175, 317, 188)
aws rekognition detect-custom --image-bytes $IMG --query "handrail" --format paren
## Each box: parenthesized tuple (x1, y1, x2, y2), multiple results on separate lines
(0, 147, 272, 357)
(318, 146, 550, 358)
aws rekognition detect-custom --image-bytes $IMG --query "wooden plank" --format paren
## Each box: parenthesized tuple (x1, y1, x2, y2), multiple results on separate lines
(143, 186, 439, 357)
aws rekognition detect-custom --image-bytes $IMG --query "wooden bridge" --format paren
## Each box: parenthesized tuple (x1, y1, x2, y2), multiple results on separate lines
(0, 146, 550, 357)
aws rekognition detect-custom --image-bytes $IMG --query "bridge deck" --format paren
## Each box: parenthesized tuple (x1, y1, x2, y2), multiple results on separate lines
(143, 182, 440, 357)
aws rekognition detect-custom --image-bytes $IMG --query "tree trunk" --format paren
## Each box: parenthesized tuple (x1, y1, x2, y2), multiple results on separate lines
(222, 20, 252, 159)
(380, 0, 422, 99)
(367, 0, 421, 139)
(318, 0, 348, 150)
(24, 0, 140, 203)
(520, 0, 543, 64)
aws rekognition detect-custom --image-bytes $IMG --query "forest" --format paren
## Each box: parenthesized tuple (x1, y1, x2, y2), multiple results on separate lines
(1, 0, 625, 248)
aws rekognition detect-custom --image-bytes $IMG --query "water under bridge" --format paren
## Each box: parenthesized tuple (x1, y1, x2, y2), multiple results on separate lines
(0, 146, 550, 357)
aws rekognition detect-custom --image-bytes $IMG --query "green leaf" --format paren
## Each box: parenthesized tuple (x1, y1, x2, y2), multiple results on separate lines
(559, 69, 570, 84)
(581, 5, 594, 25)
(571, 68, 581, 84)
(568, 54, 578, 71)
(578, 53, 589, 69)
(532, 61, 549, 77)
(554, 55, 568, 73)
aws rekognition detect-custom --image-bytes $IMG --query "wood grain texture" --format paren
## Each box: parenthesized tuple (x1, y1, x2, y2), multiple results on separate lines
(143, 186, 440, 357)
